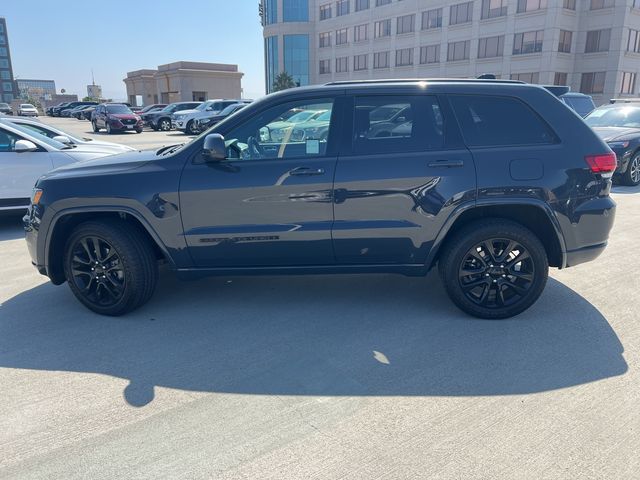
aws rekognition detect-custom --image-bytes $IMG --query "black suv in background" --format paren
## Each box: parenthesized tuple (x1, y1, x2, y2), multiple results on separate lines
(52, 101, 98, 117)
(0, 102, 13, 115)
(24, 79, 617, 319)
(143, 102, 201, 131)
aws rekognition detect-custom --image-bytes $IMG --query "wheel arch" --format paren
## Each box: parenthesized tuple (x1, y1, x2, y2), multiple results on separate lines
(45, 208, 173, 285)
(427, 201, 566, 271)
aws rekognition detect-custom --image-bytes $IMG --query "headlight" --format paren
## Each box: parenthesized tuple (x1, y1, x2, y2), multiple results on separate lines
(174, 114, 184, 120)
(608, 141, 630, 149)
(31, 188, 43, 205)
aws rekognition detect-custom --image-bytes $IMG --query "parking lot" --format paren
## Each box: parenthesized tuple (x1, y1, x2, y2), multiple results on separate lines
(0, 117, 639, 478)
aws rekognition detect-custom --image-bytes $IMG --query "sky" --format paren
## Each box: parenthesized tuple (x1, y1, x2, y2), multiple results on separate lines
(0, 0, 266, 101)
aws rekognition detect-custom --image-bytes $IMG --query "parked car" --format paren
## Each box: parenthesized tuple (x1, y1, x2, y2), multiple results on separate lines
(289, 109, 332, 141)
(584, 102, 640, 186)
(18, 104, 38, 116)
(1, 116, 135, 153)
(138, 104, 167, 115)
(71, 105, 95, 120)
(194, 103, 249, 133)
(266, 109, 328, 142)
(91, 103, 143, 134)
(81, 106, 96, 120)
(66, 105, 91, 119)
(53, 101, 98, 117)
(143, 102, 201, 131)
(172, 99, 249, 135)
(24, 79, 617, 318)
(0, 121, 118, 212)
(130, 106, 144, 113)
(0, 102, 13, 115)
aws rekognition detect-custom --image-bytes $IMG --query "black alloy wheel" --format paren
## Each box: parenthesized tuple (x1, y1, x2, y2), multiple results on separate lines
(623, 153, 640, 186)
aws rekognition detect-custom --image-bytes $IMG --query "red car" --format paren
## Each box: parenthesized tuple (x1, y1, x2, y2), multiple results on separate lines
(91, 103, 143, 134)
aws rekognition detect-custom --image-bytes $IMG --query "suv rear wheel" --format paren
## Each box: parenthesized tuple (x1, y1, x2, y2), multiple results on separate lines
(63, 220, 158, 316)
(438, 219, 549, 319)
(186, 120, 197, 135)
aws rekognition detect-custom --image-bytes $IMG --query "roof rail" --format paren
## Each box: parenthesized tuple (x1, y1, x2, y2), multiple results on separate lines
(541, 85, 570, 97)
(609, 98, 640, 104)
(324, 78, 526, 86)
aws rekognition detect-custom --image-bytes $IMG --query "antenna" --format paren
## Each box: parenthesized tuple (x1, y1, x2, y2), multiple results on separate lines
(91, 69, 95, 85)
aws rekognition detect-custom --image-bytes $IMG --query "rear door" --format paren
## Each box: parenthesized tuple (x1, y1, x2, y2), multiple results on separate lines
(332, 93, 476, 265)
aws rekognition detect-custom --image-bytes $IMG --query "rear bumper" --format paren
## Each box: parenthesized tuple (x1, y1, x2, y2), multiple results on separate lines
(565, 242, 607, 268)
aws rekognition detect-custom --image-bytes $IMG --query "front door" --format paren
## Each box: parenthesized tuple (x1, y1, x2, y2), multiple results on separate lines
(332, 94, 476, 265)
(180, 96, 341, 267)
(0, 125, 53, 207)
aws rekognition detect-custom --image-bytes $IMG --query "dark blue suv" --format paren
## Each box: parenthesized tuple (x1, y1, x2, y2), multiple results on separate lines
(24, 79, 617, 318)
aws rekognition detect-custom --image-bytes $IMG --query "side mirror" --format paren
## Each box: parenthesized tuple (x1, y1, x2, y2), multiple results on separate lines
(53, 135, 73, 145)
(203, 133, 227, 161)
(14, 140, 38, 153)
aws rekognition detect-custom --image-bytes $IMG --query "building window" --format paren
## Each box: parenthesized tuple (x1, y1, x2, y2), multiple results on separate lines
(585, 29, 611, 53)
(376, 0, 391, 5)
(374, 19, 391, 38)
(516, 0, 547, 13)
(2, 82, 13, 92)
(563, 0, 576, 9)
(450, 2, 473, 25)
(0, 47, 6, 57)
(447, 40, 470, 61)
(478, 35, 504, 58)
(554, 72, 568, 85)
(396, 48, 414, 66)
(628, 29, 640, 53)
(0, 70, 9, 80)
(481, 0, 507, 19)
(320, 3, 332, 20)
(422, 8, 442, 29)
(336, 56, 349, 73)
(3, 93, 13, 102)
(265, 36, 279, 93)
(0, 23, 4, 33)
(283, 34, 310, 87)
(590, 0, 614, 9)
(513, 30, 544, 55)
(354, 24, 368, 42)
(397, 14, 415, 34)
(336, 28, 348, 45)
(419, 44, 440, 64)
(319, 59, 331, 74)
(558, 30, 572, 53)
(356, 0, 369, 11)
(634, 0, 640, 9)
(373, 51, 390, 68)
(511, 72, 540, 83)
(621, 72, 637, 94)
(283, 0, 309, 21)
(0, 35, 6, 45)
(265, 0, 278, 24)
(319, 32, 331, 48)
(0, 59, 8, 69)
(336, 0, 350, 16)
(354, 54, 368, 70)
(580, 72, 606, 94)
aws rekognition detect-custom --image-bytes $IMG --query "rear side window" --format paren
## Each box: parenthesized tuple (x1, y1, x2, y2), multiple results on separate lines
(563, 96, 595, 117)
(450, 95, 556, 147)
(352, 95, 444, 154)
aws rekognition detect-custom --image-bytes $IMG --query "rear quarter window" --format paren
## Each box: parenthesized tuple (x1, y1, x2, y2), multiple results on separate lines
(450, 95, 557, 147)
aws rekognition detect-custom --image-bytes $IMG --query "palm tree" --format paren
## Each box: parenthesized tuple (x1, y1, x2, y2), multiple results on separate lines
(272, 72, 297, 92)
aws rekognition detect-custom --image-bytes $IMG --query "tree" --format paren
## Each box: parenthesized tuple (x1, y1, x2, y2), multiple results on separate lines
(82, 96, 99, 102)
(272, 72, 296, 92)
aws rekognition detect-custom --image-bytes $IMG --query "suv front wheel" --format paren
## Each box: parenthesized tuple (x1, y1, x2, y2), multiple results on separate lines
(438, 219, 549, 319)
(63, 220, 159, 316)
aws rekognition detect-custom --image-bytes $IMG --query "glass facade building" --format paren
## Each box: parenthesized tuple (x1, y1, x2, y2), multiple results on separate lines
(265, 36, 279, 93)
(16, 79, 57, 102)
(284, 34, 309, 88)
(265, 0, 278, 25)
(0, 18, 17, 103)
(283, 0, 309, 22)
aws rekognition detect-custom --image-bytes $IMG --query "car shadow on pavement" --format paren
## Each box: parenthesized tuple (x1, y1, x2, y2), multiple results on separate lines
(611, 184, 640, 195)
(0, 272, 627, 407)
(0, 213, 25, 241)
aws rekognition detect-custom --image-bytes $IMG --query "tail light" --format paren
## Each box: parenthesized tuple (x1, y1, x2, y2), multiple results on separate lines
(585, 153, 617, 174)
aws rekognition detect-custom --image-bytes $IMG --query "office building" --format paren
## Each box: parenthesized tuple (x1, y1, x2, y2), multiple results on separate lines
(123, 61, 244, 106)
(261, 0, 640, 105)
(16, 79, 56, 105)
(87, 83, 102, 99)
(0, 17, 18, 103)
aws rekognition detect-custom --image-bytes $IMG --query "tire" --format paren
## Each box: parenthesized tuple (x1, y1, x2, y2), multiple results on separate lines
(106, 123, 112, 134)
(186, 120, 197, 135)
(135, 127, 143, 134)
(159, 118, 171, 131)
(622, 152, 640, 186)
(63, 220, 159, 316)
(438, 219, 549, 319)
(92, 121, 99, 133)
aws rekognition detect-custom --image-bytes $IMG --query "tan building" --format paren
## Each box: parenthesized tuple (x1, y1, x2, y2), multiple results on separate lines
(262, 0, 640, 105)
(123, 61, 244, 106)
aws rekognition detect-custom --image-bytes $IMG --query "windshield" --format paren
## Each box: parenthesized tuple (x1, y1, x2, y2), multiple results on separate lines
(16, 122, 83, 144)
(315, 111, 332, 122)
(585, 106, 640, 128)
(21, 104, 34, 108)
(106, 105, 133, 114)
(220, 104, 243, 116)
(7, 122, 67, 149)
(0, 103, 8, 108)
(196, 102, 213, 112)
(286, 111, 319, 123)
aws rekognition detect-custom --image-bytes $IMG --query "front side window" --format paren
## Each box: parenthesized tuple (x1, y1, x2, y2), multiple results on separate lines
(513, 30, 543, 55)
(481, 0, 507, 19)
(450, 2, 473, 25)
(352, 96, 443, 154)
(222, 99, 334, 161)
(585, 29, 611, 53)
(0, 127, 21, 152)
(450, 95, 556, 147)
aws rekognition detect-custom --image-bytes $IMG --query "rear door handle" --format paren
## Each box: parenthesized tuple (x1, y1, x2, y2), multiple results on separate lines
(289, 167, 325, 176)
(428, 159, 465, 168)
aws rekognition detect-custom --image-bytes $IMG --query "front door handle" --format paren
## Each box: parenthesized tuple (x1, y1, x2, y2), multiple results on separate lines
(428, 159, 465, 168)
(289, 167, 325, 176)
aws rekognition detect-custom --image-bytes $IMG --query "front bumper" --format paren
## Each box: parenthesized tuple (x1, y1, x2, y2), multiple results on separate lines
(172, 120, 186, 131)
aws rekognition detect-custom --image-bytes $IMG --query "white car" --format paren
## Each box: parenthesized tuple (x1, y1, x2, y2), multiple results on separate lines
(0, 117, 135, 154)
(18, 104, 38, 117)
(172, 99, 248, 135)
(0, 121, 119, 211)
